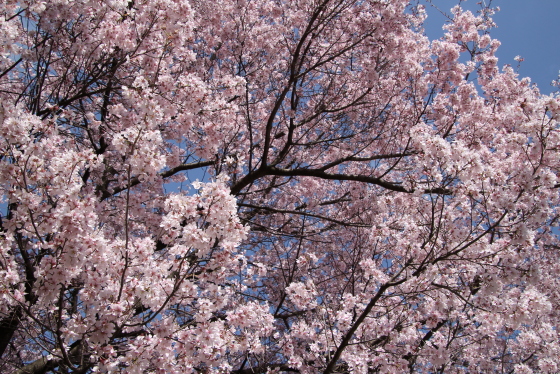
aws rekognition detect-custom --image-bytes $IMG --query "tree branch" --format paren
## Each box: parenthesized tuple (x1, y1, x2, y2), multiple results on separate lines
(267, 166, 451, 195)
(0, 307, 23, 359)
(323, 275, 408, 374)
(101, 160, 215, 199)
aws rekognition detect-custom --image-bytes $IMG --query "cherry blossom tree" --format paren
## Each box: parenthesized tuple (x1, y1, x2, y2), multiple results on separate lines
(1, 0, 559, 373)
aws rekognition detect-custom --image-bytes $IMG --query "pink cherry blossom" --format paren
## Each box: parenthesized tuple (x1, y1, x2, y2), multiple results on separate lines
(1, 0, 559, 373)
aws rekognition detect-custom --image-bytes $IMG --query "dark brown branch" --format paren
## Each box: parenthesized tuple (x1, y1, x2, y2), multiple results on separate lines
(12, 356, 57, 374)
(12, 342, 86, 374)
(323, 276, 407, 374)
(230, 164, 451, 197)
(0, 307, 23, 359)
(404, 320, 447, 372)
(101, 160, 215, 199)
(0, 235, 40, 359)
(318, 152, 417, 172)
(159, 161, 215, 179)
(318, 192, 351, 206)
(0, 58, 22, 80)
(267, 166, 451, 195)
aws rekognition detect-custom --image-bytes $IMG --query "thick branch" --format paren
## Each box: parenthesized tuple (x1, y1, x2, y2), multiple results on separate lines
(12, 356, 57, 374)
(230, 165, 451, 197)
(268, 167, 451, 195)
(0, 307, 22, 359)
(12, 342, 84, 374)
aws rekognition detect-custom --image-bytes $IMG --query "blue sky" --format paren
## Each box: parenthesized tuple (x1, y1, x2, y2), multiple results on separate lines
(423, 0, 560, 95)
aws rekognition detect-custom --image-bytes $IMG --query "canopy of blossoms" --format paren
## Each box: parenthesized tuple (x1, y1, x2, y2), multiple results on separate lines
(0, 1, 559, 373)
